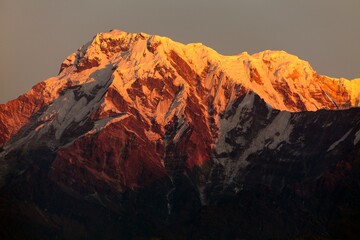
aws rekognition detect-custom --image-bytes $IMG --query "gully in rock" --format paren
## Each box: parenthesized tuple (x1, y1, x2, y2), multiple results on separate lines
(0, 30, 360, 239)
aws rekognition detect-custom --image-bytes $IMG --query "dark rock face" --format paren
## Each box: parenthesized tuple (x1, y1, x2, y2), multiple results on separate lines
(202, 95, 360, 239)
(0, 30, 360, 239)
(1, 93, 359, 239)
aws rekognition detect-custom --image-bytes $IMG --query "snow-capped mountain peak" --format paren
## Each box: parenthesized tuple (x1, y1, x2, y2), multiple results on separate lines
(0, 30, 360, 239)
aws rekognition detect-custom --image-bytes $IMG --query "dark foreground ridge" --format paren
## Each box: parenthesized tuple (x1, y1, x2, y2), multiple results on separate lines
(0, 30, 360, 239)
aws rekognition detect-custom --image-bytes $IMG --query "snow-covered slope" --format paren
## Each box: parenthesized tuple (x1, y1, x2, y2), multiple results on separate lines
(0, 30, 360, 239)
(1, 30, 360, 148)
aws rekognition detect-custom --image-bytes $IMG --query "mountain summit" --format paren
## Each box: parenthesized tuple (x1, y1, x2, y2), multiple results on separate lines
(1, 30, 360, 239)
(1, 30, 360, 148)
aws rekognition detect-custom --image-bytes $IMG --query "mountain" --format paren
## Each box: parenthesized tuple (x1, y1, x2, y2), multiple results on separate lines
(0, 30, 360, 239)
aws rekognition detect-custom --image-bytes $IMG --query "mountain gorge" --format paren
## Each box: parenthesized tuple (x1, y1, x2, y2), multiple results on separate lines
(1, 30, 360, 239)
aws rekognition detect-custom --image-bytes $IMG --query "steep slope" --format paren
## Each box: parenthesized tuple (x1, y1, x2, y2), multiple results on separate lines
(1, 30, 360, 148)
(1, 92, 359, 239)
(0, 30, 360, 239)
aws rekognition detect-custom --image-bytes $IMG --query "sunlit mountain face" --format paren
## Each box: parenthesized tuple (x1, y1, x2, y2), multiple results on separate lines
(1, 30, 360, 239)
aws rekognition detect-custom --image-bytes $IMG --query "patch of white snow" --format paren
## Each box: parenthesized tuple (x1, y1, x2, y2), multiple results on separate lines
(354, 129, 360, 145)
(328, 129, 352, 152)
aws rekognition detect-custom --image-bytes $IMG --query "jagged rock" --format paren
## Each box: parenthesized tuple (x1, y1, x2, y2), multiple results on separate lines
(0, 30, 360, 239)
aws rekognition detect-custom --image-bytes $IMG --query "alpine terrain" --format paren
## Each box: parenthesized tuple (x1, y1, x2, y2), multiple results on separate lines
(1, 30, 360, 239)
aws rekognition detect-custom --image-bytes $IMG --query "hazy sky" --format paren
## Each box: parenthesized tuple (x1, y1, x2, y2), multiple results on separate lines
(0, 0, 359, 103)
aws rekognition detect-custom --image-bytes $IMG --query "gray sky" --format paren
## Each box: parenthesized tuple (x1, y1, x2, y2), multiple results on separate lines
(0, 0, 359, 103)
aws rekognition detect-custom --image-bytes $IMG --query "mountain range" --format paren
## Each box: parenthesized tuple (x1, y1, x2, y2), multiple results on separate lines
(1, 30, 360, 239)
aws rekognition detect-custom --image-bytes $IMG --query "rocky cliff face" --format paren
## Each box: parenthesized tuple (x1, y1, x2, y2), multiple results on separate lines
(0, 30, 360, 239)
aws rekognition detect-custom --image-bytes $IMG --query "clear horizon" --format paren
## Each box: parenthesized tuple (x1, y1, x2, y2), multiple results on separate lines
(1, 0, 359, 103)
